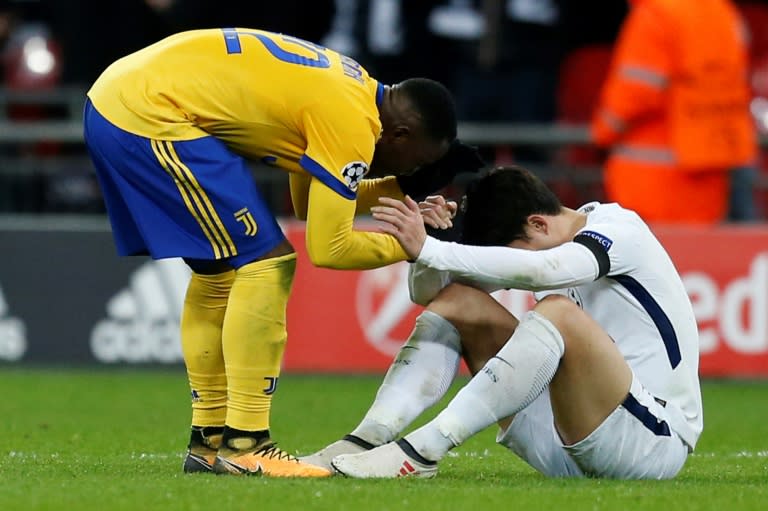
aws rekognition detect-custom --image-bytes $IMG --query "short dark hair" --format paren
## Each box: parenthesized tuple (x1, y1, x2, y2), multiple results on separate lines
(398, 78, 457, 142)
(461, 166, 563, 246)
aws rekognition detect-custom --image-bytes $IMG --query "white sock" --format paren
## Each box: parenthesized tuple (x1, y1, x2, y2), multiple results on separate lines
(404, 311, 565, 461)
(350, 311, 461, 446)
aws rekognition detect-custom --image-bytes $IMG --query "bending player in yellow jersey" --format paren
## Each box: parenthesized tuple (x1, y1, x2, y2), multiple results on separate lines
(83, 28, 484, 478)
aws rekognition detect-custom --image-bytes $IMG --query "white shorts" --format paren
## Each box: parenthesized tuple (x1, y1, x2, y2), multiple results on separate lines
(497, 373, 689, 479)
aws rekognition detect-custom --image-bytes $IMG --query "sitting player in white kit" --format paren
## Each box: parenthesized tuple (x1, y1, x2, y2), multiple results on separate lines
(302, 165, 703, 479)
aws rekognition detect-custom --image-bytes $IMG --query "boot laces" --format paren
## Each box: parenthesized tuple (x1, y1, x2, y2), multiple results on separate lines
(255, 443, 298, 462)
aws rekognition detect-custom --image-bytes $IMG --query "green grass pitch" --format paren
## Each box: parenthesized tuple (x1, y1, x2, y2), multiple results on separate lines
(1, 368, 766, 511)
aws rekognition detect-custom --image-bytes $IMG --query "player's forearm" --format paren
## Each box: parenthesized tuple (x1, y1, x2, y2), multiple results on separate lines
(354, 176, 405, 215)
(305, 177, 409, 269)
(307, 228, 408, 269)
(416, 237, 598, 291)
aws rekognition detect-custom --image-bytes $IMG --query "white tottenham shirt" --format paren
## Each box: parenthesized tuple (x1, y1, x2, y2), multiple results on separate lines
(409, 202, 703, 450)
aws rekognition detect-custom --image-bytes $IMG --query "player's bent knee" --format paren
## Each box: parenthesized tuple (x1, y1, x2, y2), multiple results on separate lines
(535, 294, 579, 312)
(428, 284, 519, 374)
(429, 283, 501, 324)
(534, 295, 587, 330)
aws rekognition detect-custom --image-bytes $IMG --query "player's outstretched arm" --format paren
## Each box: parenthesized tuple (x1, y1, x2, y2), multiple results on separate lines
(371, 196, 428, 259)
(305, 179, 408, 269)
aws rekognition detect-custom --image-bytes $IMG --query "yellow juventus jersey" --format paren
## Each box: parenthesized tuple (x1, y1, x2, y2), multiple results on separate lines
(88, 28, 382, 184)
(88, 28, 408, 269)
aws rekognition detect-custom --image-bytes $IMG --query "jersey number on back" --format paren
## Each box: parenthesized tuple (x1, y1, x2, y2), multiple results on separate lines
(221, 28, 330, 68)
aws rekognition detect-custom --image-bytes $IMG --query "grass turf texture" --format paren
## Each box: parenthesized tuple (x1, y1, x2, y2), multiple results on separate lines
(1, 369, 766, 511)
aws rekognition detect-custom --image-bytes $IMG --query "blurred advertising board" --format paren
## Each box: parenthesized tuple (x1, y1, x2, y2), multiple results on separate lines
(0, 219, 766, 377)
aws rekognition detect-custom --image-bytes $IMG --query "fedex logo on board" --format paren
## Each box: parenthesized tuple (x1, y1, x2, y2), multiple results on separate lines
(685, 252, 768, 355)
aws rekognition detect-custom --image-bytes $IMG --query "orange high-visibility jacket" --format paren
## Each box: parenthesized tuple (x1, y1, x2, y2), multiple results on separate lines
(591, 0, 757, 224)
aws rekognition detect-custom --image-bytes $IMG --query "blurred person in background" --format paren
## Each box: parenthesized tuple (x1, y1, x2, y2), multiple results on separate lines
(455, 0, 563, 129)
(322, 0, 461, 93)
(435, 0, 625, 165)
(44, 0, 336, 86)
(44, 0, 170, 86)
(144, 0, 335, 43)
(0, 0, 66, 212)
(84, 27, 482, 478)
(591, 0, 757, 224)
(444, 0, 564, 165)
(0, 1, 18, 83)
(729, 0, 768, 222)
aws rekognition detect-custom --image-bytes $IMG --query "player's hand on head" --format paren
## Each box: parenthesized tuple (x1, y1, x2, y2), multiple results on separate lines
(371, 196, 427, 260)
(418, 195, 457, 230)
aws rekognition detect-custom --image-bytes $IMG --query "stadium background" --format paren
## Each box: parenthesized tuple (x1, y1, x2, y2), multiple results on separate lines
(0, 0, 766, 378)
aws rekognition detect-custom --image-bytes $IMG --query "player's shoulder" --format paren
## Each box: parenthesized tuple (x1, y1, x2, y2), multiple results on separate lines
(578, 202, 646, 230)
(574, 201, 651, 253)
(572, 203, 661, 278)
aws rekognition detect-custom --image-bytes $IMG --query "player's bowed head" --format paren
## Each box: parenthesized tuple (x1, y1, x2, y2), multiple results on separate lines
(371, 78, 485, 199)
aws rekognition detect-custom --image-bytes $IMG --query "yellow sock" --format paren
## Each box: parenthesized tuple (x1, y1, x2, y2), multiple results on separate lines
(223, 253, 297, 432)
(181, 270, 234, 427)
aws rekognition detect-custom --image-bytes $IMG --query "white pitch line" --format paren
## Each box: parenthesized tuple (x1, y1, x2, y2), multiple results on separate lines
(7, 450, 766, 460)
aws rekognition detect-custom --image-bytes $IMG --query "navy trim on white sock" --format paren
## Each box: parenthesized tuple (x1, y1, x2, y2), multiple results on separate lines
(342, 434, 376, 450)
(396, 438, 437, 465)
